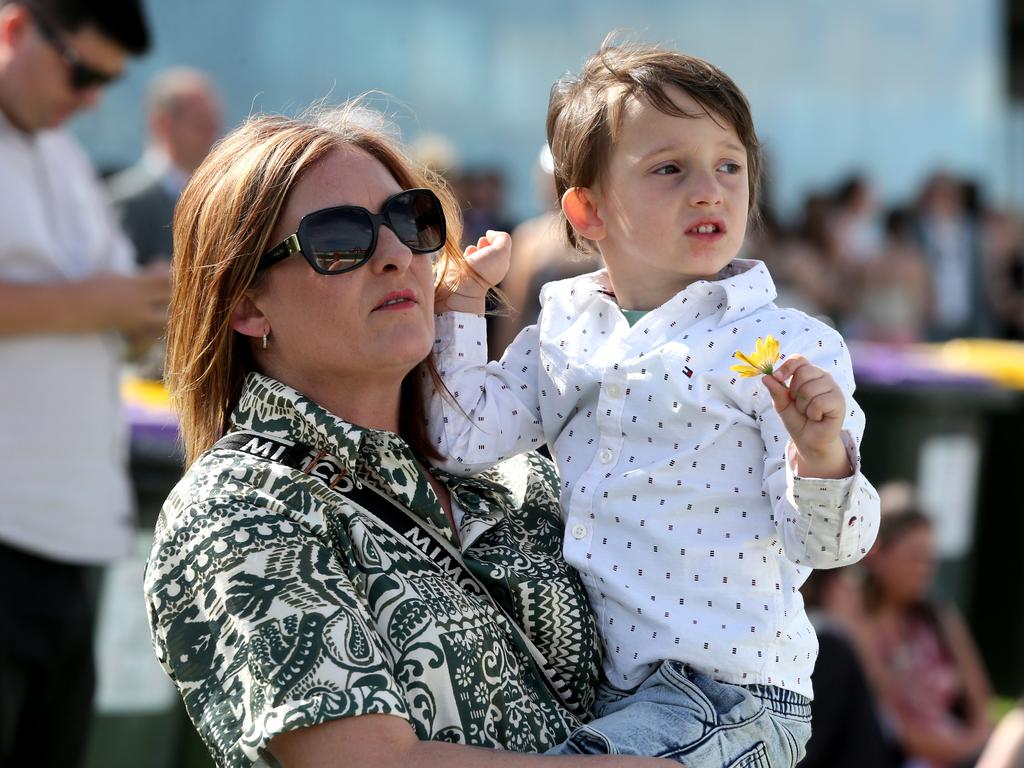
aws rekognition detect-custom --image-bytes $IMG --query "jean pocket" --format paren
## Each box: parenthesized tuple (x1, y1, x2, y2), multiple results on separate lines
(562, 723, 620, 755)
(769, 711, 812, 766)
(659, 662, 762, 727)
(728, 742, 770, 768)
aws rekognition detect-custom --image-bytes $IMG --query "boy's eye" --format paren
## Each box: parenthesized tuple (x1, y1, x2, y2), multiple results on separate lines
(653, 164, 680, 175)
(718, 162, 742, 174)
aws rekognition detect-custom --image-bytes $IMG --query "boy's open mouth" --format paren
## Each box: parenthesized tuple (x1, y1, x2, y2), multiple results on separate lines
(685, 219, 726, 235)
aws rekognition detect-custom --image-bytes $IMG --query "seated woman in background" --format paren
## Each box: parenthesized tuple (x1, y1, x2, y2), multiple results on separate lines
(144, 104, 667, 768)
(798, 566, 897, 768)
(861, 505, 994, 767)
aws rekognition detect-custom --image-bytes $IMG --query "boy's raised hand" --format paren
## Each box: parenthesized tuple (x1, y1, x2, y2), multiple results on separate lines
(762, 355, 853, 479)
(436, 230, 511, 314)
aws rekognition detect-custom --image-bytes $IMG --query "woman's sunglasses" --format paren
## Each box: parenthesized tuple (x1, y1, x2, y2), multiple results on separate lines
(31, 10, 120, 91)
(257, 188, 447, 275)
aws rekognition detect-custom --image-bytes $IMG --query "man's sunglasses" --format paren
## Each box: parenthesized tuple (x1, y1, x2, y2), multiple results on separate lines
(257, 188, 447, 275)
(31, 10, 120, 91)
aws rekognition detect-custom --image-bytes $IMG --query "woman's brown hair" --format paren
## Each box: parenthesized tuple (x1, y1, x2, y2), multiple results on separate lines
(166, 103, 466, 466)
(862, 506, 934, 613)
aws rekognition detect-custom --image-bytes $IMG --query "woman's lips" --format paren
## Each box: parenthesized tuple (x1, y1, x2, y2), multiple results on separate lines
(373, 290, 418, 311)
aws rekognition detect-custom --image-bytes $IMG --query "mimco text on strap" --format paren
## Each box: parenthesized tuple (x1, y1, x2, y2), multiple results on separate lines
(213, 429, 570, 707)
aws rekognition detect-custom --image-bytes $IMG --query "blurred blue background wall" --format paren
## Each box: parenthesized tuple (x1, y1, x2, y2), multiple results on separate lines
(70, 0, 1010, 222)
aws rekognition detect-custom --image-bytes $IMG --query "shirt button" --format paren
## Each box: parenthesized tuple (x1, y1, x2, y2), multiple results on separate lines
(606, 384, 621, 398)
(599, 448, 613, 464)
(571, 524, 587, 539)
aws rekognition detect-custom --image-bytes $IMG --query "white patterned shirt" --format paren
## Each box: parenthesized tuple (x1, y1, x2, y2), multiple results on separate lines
(428, 259, 880, 698)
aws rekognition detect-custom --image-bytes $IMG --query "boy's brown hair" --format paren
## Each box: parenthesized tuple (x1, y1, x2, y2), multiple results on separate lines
(547, 38, 762, 250)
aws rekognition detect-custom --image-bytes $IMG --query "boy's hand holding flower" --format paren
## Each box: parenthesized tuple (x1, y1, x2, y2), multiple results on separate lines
(733, 336, 852, 480)
(436, 230, 511, 314)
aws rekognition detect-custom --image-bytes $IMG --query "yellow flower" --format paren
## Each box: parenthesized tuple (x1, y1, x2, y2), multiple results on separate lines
(731, 335, 781, 378)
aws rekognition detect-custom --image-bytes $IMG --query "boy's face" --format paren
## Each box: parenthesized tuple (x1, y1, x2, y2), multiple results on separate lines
(588, 85, 749, 309)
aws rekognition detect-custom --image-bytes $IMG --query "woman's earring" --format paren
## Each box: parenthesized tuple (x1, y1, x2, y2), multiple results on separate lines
(261, 331, 270, 350)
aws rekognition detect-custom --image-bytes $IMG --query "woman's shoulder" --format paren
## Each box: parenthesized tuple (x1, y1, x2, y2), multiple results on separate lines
(151, 444, 334, 559)
(478, 451, 560, 506)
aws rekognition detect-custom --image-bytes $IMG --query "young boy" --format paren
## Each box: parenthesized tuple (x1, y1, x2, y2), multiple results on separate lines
(430, 40, 880, 766)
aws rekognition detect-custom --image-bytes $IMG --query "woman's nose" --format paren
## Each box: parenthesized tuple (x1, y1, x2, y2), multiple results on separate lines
(370, 225, 414, 273)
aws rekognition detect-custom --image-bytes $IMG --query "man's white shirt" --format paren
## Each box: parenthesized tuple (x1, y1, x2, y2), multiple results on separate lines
(0, 112, 135, 563)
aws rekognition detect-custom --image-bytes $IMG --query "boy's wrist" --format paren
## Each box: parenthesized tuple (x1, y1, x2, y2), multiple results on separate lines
(439, 288, 488, 315)
(793, 440, 852, 479)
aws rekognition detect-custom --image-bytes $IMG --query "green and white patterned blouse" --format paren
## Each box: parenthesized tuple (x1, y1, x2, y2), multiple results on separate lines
(144, 373, 600, 768)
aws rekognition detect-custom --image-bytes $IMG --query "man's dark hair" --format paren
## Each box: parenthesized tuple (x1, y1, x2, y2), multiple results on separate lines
(9, 0, 150, 53)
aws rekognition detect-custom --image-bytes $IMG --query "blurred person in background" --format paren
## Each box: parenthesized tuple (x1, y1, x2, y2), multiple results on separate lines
(108, 66, 221, 378)
(861, 501, 994, 768)
(852, 207, 932, 343)
(108, 66, 222, 267)
(984, 210, 1024, 340)
(770, 192, 850, 325)
(830, 173, 883, 266)
(492, 144, 600, 357)
(914, 172, 992, 340)
(458, 165, 516, 248)
(798, 566, 897, 768)
(0, 0, 163, 766)
(409, 130, 461, 181)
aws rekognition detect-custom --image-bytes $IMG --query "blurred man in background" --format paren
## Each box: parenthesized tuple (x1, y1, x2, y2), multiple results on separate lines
(0, 1, 164, 765)
(108, 66, 222, 266)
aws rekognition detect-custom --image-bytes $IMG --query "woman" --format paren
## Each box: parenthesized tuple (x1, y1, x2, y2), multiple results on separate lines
(144, 105, 667, 768)
(861, 506, 994, 768)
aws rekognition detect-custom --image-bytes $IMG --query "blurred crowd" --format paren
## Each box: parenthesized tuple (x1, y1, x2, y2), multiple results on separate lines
(754, 172, 1024, 345)
(437, 149, 1024, 359)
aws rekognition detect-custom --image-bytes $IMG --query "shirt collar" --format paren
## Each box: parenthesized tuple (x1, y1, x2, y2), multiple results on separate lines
(230, 371, 518, 548)
(570, 259, 777, 326)
(714, 259, 778, 326)
(230, 372, 366, 475)
(142, 147, 189, 197)
(0, 104, 37, 145)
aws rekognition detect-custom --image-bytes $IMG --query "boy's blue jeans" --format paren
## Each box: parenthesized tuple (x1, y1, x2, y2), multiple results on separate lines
(547, 661, 811, 767)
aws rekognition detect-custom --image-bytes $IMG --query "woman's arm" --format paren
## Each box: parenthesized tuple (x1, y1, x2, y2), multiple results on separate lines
(877, 607, 993, 764)
(268, 713, 670, 768)
(940, 606, 995, 739)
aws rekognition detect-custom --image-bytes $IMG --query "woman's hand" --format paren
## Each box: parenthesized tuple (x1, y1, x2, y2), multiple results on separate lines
(762, 354, 852, 479)
(437, 230, 511, 314)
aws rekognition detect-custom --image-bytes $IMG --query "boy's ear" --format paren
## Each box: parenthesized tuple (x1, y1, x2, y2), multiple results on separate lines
(229, 293, 269, 340)
(561, 187, 607, 242)
(0, 3, 30, 47)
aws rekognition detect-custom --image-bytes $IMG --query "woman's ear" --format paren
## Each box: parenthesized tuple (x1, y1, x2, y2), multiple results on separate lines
(229, 293, 268, 340)
(561, 187, 607, 242)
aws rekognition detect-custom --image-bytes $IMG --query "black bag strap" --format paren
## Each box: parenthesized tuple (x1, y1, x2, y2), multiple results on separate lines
(213, 429, 570, 707)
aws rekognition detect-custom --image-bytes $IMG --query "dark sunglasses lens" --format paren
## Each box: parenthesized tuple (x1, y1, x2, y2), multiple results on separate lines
(70, 64, 114, 90)
(304, 210, 373, 272)
(387, 190, 445, 252)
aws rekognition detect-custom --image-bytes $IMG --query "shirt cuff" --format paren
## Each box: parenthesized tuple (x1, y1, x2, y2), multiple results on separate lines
(433, 311, 489, 367)
(786, 431, 868, 562)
